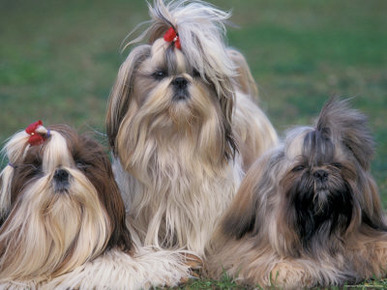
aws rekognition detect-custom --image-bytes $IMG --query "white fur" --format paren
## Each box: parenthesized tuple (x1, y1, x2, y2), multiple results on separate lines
(114, 154, 243, 256)
(0, 131, 29, 218)
(43, 247, 192, 290)
(0, 130, 111, 282)
(107, 0, 277, 257)
(0, 247, 192, 290)
(0, 125, 194, 289)
(125, 0, 235, 97)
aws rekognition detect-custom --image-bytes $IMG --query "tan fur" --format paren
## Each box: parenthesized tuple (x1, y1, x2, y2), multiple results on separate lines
(227, 49, 259, 98)
(41, 247, 193, 290)
(106, 0, 277, 256)
(0, 124, 193, 288)
(206, 99, 387, 288)
(0, 130, 111, 282)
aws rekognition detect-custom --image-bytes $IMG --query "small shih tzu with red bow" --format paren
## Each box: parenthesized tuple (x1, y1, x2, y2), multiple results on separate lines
(106, 0, 277, 256)
(206, 98, 387, 288)
(0, 121, 194, 289)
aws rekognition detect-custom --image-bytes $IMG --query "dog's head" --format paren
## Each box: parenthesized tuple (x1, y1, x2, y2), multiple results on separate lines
(222, 98, 385, 256)
(279, 98, 380, 248)
(106, 0, 239, 172)
(0, 122, 132, 281)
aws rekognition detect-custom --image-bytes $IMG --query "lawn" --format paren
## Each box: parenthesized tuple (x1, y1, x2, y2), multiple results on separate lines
(1, 0, 386, 288)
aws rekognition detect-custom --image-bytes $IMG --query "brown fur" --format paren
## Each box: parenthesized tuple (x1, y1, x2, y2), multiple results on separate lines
(0, 125, 132, 283)
(105, 0, 277, 256)
(206, 98, 387, 288)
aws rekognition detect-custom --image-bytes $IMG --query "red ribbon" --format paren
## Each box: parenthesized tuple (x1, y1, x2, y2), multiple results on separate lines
(164, 27, 181, 50)
(25, 120, 45, 146)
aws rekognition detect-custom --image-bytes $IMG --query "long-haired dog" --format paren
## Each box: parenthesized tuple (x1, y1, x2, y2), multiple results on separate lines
(206, 98, 387, 288)
(0, 121, 193, 289)
(106, 0, 277, 256)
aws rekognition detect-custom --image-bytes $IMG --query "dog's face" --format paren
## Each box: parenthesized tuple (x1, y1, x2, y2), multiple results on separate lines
(107, 40, 237, 174)
(106, 1, 239, 174)
(130, 39, 227, 129)
(278, 128, 359, 247)
(0, 124, 131, 280)
(276, 98, 386, 250)
(222, 99, 384, 256)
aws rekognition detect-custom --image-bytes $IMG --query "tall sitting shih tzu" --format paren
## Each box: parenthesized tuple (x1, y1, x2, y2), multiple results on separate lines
(106, 0, 277, 256)
(0, 121, 193, 289)
(206, 98, 387, 288)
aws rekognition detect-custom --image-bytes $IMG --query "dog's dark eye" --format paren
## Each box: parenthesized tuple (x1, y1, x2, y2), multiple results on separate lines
(192, 69, 200, 78)
(30, 164, 42, 174)
(20, 162, 42, 178)
(292, 165, 305, 172)
(76, 161, 90, 171)
(152, 70, 167, 80)
(331, 162, 343, 169)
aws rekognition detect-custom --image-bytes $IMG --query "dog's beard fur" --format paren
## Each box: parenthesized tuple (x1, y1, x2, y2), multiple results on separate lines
(0, 125, 195, 289)
(0, 172, 110, 280)
(106, 0, 277, 256)
(118, 40, 238, 172)
(206, 98, 387, 288)
(112, 40, 243, 254)
(0, 125, 132, 282)
(113, 39, 238, 169)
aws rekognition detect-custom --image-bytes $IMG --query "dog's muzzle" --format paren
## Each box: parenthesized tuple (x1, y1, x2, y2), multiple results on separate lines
(53, 168, 70, 193)
(172, 77, 190, 101)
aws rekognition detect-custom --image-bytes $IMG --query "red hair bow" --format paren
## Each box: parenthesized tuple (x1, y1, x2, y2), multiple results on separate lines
(26, 120, 46, 146)
(164, 27, 181, 50)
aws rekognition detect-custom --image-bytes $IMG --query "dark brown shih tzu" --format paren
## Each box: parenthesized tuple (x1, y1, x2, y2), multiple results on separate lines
(0, 121, 194, 289)
(105, 0, 277, 256)
(206, 98, 387, 288)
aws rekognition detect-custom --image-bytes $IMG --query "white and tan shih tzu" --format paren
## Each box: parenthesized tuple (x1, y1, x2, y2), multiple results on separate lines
(106, 0, 278, 256)
(206, 98, 387, 288)
(0, 121, 195, 289)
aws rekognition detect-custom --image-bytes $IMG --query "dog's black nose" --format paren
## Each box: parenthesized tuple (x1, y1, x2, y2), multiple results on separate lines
(54, 169, 69, 183)
(313, 170, 329, 182)
(53, 168, 70, 193)
(172, 77, 188, 90)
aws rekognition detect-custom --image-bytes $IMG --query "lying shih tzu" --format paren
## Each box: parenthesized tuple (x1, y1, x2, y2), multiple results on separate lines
(206, 98, 387, 288)
(0, 121, 194, 289)
(106, 0, 277, 256)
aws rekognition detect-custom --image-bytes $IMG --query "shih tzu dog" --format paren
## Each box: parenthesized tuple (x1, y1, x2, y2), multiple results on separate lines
(206, 98, 387, 288)
(0, 121, 194, 289)
(106, 0, 277, 256)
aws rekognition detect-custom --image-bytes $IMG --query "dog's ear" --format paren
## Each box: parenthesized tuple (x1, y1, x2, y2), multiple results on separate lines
(227, 49, 258, 99)
(106, 45, 151, 154)
(104, 173, 133, 254)
(0, 131, 30, 222)
(316, 97, 375, 170)
(0, 166, 14, 225)
(81, 135, 133, 253)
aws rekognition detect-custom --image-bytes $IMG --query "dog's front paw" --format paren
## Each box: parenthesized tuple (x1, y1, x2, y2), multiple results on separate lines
(270, 261, 314, 289)
(179, 253, 203, 284)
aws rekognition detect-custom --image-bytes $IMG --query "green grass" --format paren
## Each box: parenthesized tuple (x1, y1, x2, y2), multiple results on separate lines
(1, 0, 387, 288)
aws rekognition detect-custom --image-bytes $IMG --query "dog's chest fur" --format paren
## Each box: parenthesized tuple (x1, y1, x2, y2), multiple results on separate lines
(113, 150, 242, 255)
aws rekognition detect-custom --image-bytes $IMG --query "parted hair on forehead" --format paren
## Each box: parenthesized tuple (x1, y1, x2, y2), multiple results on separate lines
(106, 0, 239, 154)
(124, 0, 235, 82)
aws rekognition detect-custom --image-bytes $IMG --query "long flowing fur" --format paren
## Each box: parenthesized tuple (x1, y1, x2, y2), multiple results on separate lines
(206, 98, 387, 288)
(43, 247, 192, 290)
(106, 0, 277, 256)
(0, 124, 193, 289)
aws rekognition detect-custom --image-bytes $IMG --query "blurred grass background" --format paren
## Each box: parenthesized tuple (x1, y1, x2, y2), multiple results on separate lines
(0, 0, 386, 288)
